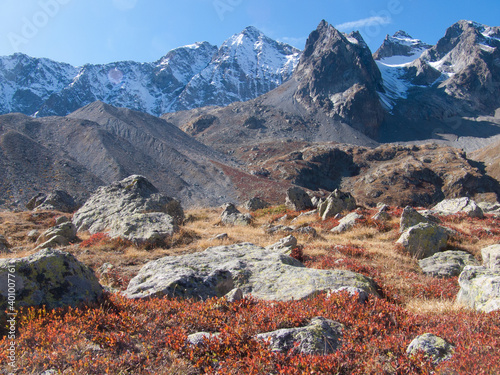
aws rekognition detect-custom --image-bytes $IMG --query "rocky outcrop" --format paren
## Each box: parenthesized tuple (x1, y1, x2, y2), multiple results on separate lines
(400, 206, 435, 232)
(418, 250, 479, 278)
(0, 249, 103, 311)
(482, 244, 500, 270)
(27, 190, 78, 213)
(318, 189, 357, 220)
(255, 317, 343, 355)
(107, 213, 177, 246)
(35, 222, 78, 250)
(245, 197, 270, 212)
(432, 197, 484, 218)
(124, 243, 379, 301)
(397, 223, 449, 259)
(72, 176, 183, 243)
(407, 333, 454, 364)
(265, 235, 298, 255)
(331, 212, 363, 234)
(285, 187, 314, 211)
(456, 265, 500, 313)
(220, 203, 253, 226)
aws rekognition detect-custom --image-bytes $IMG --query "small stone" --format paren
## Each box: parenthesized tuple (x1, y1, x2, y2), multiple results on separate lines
(224, 288, 244, 302)
(407, 333, 454, 364)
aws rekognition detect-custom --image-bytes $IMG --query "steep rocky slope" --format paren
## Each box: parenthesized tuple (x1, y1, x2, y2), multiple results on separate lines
(0, 102, 240, 208)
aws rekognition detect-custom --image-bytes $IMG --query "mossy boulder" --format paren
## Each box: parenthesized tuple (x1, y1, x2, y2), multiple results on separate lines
(0, 249, 103, 311)
(255, 317, 344, 355)
(456, 265, 500, 313)
(396, 223, 448, 259)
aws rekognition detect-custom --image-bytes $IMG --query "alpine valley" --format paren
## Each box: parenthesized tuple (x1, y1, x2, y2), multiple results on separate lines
(1, 20, 500, 209)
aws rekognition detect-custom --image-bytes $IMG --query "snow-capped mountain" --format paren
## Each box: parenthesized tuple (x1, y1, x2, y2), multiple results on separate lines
(0, 27, 300, 117)
(0, 54, 78, 115)
(373, 31, 431, 64)
(173, 26, 300, 110)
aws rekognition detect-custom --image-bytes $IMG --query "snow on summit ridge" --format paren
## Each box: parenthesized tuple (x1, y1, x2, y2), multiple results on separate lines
(0, 26, 300, 117)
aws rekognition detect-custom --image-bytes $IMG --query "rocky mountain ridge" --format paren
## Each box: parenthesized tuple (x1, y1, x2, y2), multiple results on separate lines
(0, 27, 300, 117)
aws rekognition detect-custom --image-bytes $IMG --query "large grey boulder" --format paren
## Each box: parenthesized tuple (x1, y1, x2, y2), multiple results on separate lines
(0, 249, 103, 311)
(318, 189, 357, 220)
(107, 212, 176, 245)
(255, 317, 343, 355)
(285, 187, 314, 211)
(396, 223, 448, 259)
(245, 197, 270, 212)
(400, 206, 434, 233)
(418, 250, 479, 278)
(432, 197, 484, 218)
(481, 244, 500, 270)
(331, 212, 363, 234)
(72, 175, 183, 240)
(124, 243, 379, 301)
(220, 203, 253, 226)
(407, 333, 454, 364)
(27, 190, 78, 213)
(456, 266, 500, 313)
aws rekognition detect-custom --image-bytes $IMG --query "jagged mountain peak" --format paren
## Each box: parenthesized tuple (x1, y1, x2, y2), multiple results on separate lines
(373, 30, 431, 63)
(293, 20, 384, 136)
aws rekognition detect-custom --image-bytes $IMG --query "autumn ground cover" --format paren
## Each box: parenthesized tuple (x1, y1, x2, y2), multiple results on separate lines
(0, 206, 499, 374)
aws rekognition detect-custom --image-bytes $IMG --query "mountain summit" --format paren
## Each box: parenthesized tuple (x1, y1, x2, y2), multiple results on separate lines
(0, 27, 300, 117)
(373, 31, 432, 63)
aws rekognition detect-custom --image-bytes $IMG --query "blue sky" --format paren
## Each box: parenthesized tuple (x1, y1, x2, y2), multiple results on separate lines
(0, 0, 498, 66)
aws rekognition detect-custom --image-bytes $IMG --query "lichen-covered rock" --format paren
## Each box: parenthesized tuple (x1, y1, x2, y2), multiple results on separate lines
(400, 206, 434, 233)
(187, 332, 221, 346)
(224, 288, 244, 302)
(432, 197, 484, 218)
(418, 250, 479, 278)
(37, 222, 77, 245)
(255, 317, 344, 355)
(124, 243, 379, 301)
(265, 235, 298, 255)
(220, 203, 253, 226)
(318, 189, 357, 220)
(456, 266, 500, 312)
(407, 333, 454, 364)
(35, 222, 78, 250)
(481, 244, 500, 270)
(245, 197, 270, 212)
(396, 223, 448, 259)
(0, 249, 103, 311)
(107, 212, 177, 245)
(72, 175, 184, 234)
(285, 187, 314, 211)
(478, 201, 500, 216)
(331, 212, 363, 234)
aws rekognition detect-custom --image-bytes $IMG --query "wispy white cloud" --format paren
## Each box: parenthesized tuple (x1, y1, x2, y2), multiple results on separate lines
(335, 16, 391, 31)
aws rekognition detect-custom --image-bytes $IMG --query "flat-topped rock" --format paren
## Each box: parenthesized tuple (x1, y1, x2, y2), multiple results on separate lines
(124, 243, 379, 301)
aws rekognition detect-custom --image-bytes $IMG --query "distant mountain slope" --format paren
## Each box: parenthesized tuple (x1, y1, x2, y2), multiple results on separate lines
(0, 27, 300, 117)
(0, 102, 241, 208)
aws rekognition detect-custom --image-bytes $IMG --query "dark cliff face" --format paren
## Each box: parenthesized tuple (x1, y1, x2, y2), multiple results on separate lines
(293, 21, 385, 137)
